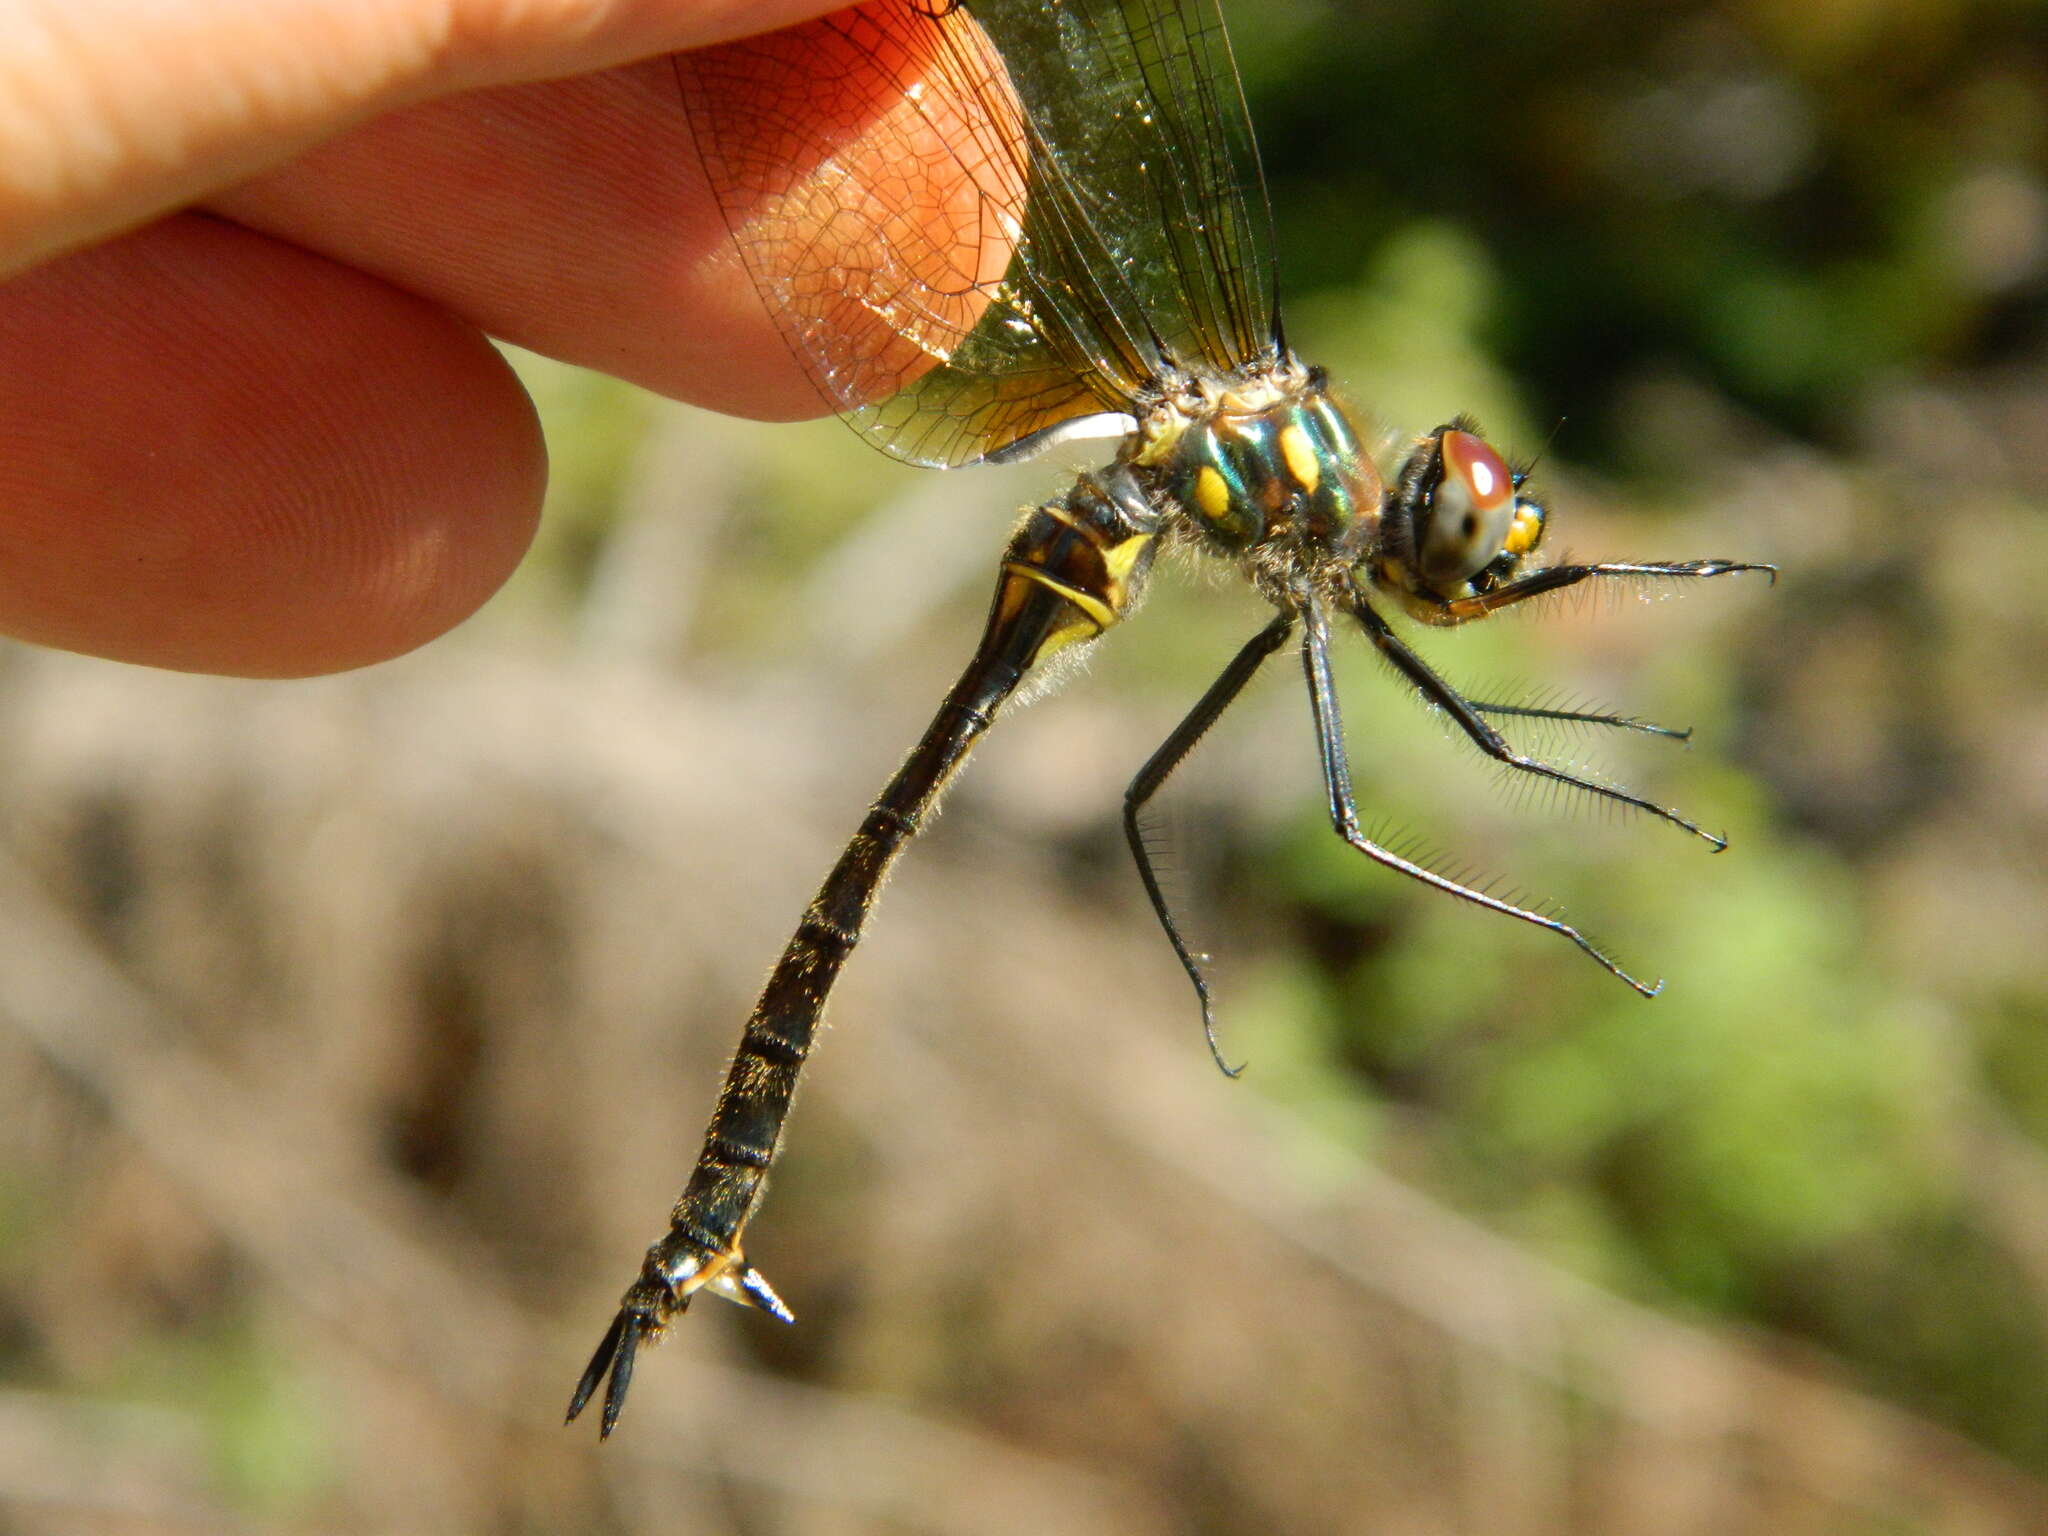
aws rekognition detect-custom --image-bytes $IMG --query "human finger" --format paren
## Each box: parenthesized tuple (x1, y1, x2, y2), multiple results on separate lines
(0, 0, 844, 274)
(0, 211, 544, 676)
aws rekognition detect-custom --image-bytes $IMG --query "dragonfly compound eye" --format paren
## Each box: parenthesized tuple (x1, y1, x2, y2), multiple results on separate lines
(1420, 429, 1519, 589)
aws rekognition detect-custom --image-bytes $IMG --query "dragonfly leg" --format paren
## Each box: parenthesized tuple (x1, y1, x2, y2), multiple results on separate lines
(1427, 558, 1776, 624)
(570, 467, 1160, 1437)
(1298, 599, 1660, 996)
(1345, 586, 1726, 848)
(1123, 611, 1295, 1076)
(1465, 697, 1691, 742)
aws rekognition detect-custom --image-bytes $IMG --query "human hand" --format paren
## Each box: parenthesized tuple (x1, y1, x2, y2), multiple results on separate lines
(0, 0, 888, 676)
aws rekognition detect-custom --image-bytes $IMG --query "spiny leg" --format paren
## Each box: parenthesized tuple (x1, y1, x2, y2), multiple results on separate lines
(1299, 599, 1659, 996)
(1123, 612, 1296, 1077)
(1346, 585, 1727, 849)
(1467, 697, 1690, 742)
(1432, 558, 1776, 624)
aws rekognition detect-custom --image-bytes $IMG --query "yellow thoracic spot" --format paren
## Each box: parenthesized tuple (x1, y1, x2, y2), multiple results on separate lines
(1506, 504, 1543, 556)
(1195, 464, 1232, 521)
(1278, 422, 1321, 493)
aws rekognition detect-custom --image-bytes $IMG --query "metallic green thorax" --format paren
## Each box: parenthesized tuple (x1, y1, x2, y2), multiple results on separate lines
(1161, 390, 1376, 558)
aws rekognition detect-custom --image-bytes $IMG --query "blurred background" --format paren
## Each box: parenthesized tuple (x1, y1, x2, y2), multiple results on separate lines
(4, 0, 2048, 1530)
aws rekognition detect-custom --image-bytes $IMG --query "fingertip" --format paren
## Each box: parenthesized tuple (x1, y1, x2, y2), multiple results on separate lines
(246, 275, 548, 677)
(0, 214, 547, 677)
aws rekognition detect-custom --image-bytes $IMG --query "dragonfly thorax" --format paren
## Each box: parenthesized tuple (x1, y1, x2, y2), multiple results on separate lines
(1126, 365, 1559, 628)
(1143, 369, 1382, 569)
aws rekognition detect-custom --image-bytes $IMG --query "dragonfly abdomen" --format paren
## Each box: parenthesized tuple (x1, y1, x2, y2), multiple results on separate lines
(572, 452, 1169, 1435)
(991, 465, 1161, 666)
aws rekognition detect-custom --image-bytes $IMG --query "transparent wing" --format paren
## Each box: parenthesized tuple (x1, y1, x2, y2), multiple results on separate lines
(674, 0, 1279, 468)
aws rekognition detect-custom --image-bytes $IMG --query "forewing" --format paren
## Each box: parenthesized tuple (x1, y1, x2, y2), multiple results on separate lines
(675, 0, 1278, 467)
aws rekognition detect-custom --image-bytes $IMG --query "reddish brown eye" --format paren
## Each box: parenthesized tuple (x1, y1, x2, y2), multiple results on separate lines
(1441, 429, 1513, 512)
(1420, 429, 1518, 588)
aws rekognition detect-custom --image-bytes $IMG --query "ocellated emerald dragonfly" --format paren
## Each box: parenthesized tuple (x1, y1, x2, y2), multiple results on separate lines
(568, 0, 1771, 1436)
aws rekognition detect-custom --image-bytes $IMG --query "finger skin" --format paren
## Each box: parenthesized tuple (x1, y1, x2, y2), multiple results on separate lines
(0, 213, 544, 677)
(0, 0, 848, 273)
(212, 58, 811, 419)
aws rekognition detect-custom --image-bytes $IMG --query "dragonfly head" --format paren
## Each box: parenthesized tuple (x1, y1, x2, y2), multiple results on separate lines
(1165, 378, 1382, 556)
(1374, 420, 1547, 623)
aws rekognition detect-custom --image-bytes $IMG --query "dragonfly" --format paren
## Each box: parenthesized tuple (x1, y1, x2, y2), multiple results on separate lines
(568, 0, 1770, 1436)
